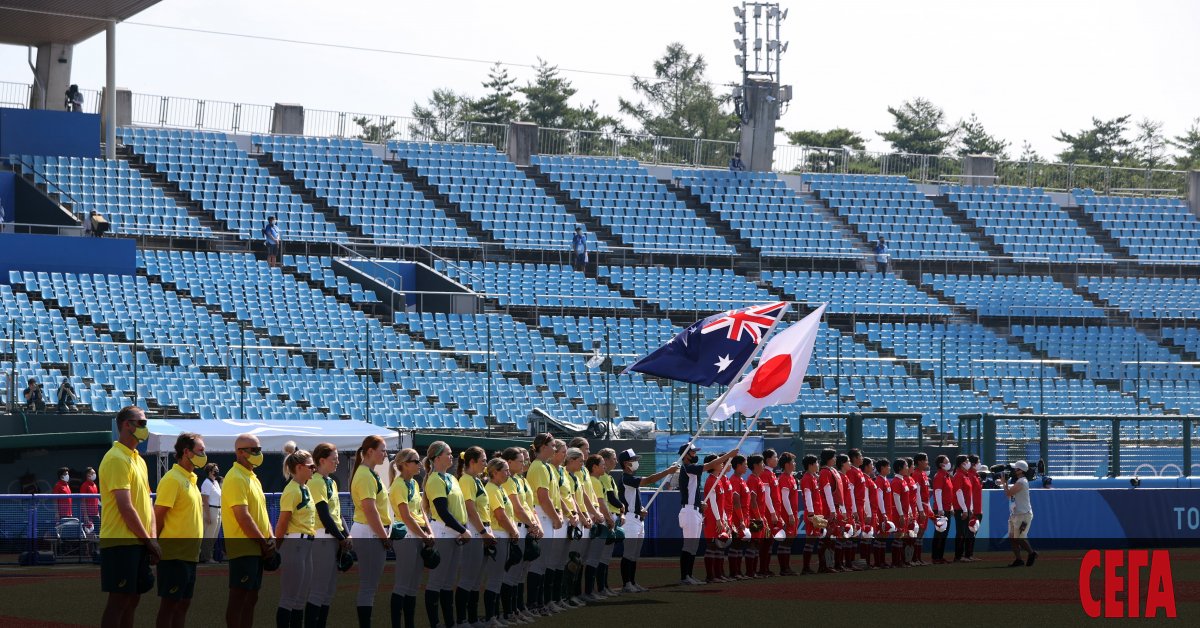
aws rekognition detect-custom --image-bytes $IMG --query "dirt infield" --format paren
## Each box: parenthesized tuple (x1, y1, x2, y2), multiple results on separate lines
(0, 550, 1195, 626)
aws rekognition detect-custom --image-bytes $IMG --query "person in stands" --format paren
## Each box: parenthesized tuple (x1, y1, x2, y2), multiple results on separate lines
(571, 227, 588, 270)
(729, 152, 746, 171)
(65, 84, 84, 112)
(263, 216, 282, 267)
(57, 377, 78, 413)
(874, 237, 890, 274)
(23, 377, 45, 412)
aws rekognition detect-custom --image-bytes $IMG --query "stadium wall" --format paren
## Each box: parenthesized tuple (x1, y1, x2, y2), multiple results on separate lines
(0, 171, 14, 222)
(0, 233, 135, 281)
(0, 108, 100, 159)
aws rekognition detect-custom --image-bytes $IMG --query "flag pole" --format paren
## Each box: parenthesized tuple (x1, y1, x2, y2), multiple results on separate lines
(699, 409, 767, 508)
(642, 304, 791, 511)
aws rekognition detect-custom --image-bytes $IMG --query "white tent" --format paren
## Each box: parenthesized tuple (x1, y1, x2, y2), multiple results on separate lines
(142, 418, 400, 454)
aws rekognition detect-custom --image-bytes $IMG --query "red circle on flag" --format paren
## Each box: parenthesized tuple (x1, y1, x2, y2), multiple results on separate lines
(748, 354, 792, 399)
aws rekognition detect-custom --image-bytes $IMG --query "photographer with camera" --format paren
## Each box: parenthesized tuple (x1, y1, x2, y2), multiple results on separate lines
(1002, 460, 1037, 567)
(23, 377, 45, 412)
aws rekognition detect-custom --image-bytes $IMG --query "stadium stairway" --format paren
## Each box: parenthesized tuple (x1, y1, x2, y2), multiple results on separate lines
(927, 194, 1011, 263)
(250, 153, 370, 242)
(116, 146, 234, 246)
(385, 158, 498, 253)
(1060, 202, 1133, 260)
(789, 187, 878, 264)
(660, 180, 760, 266)
(519, 165, 629, 254)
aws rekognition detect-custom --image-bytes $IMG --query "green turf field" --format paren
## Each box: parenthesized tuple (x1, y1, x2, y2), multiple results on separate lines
(0, 551, 1195, 626)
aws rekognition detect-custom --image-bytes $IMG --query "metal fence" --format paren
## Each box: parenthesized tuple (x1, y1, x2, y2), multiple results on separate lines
(0, 80, 1190, 196)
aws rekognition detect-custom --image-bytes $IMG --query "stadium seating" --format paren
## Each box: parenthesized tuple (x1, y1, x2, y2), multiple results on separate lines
(118, 128, 345, 243)
(1012, 325, 1196, 381)
(761, 270, 951, 315)
(804, 174, 987, 259)
(598, 265, 772, 311)
(538, 315, 679, 368)
(1073, 189, 1200, 264)
(860, 322, 1043, 379)
(945, 186, 1110, 262)
(1079, 276, 1200, 319)
(432, 260, 633, 309)
(672, 169, 860, 257)
(390, 141, 599, 252)
(532, 156, 735, 255)
(255, 135, 476, 248)
(12, 155, 213, 238)
(923, 273, 1105, 318)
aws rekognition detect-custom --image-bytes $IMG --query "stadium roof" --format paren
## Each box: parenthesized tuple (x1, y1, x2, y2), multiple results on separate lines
(0, 1, 161, 46)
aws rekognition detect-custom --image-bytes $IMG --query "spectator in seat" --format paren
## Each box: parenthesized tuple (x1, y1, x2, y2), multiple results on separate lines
(58, 377, 78, 413)
(23, 377, 45, 412)
(65, 85, 84, 112)
(572, 226, 588, 270)
(53, 466, 74, 520)
(729, 152, 746, 171)
(80, 467, 99, 533)
(873, 237, 890, 274)
(263, 216, 282, 267)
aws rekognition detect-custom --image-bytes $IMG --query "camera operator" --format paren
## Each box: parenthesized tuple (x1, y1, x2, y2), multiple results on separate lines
(1002, 460, 1037, 567)
(57, 378, 79, 413)
(23, 377, 46, 412)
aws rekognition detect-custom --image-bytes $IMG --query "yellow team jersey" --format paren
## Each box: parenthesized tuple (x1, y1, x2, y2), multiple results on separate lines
(485, 481, 514, 528)
(154, 464, 202, 561)
(589, 474, 608, 514)
(351, 464, 392, 527)
(307, 474, 344, 534)
(280, 480, 316, 535)
(556, 466, 574, 513)
(425, 471, 467, 524)
(519, 475, 535, 513)
(600, 472, 621, 514)
(222, 462, 271, 558)
(99, 441, 153, 546)
(502, 477, 525, 519)
(526, 460, 557, 512)
(389, 475, 427, 528)
(459, 474, 490, 526)
(574, 469, 594, 510)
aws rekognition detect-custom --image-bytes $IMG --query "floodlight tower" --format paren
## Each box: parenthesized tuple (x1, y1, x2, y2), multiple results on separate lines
(732, 3, 791, 171)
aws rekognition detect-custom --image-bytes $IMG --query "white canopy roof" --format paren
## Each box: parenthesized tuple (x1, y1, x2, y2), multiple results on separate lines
(141, 418, 398, 455)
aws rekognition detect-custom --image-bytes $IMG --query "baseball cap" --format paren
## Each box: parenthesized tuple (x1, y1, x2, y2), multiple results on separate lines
(617, 448, 639, 464)
(1013, 460, 1029, 472)
(677, 443, 699, 456)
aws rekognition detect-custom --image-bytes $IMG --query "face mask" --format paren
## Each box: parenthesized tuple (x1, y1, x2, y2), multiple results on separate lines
(629, 461, 640, 472)
(87, 473, 96, 481)
(248, 452, 264, 468)
(133, 425, 149, 442)
(60, 474, 69, 482)
(190, 452, 208, 468)
(941, 462, 951, 471)
(961, 462, 971, 470)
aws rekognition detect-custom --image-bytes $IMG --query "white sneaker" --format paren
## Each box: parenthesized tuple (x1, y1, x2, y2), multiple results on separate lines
(570, 596, 587, 606)
(604, 587, 621, 597)
(621, 583, 640, 594)
(590, 591, 608, 601)
(633, 583, 649, 593)
(551, 601, 569, 612)
(684, 576, 704, 586)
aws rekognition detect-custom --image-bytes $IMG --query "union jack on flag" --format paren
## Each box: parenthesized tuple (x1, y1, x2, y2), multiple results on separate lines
(701, 301, 789, 344)
(623, 301, 791, 386)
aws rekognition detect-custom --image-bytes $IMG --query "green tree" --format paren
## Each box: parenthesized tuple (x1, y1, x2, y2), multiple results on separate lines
(1131, 118, 1168, 168)
(1169, 118, 1200, 171)
(1017, 140, 1043, 162)
(786, 128, 866, 150)
(470, 62, 523, 125)
(352, 116, 398, 144)
(409, 88, 475, 142)
(618, 43, 740, 143)
(520, 58, 576, 129)
(1053, 115, 1132, 165)
(955, 113, 1009, 158)
(877, 98, 957, 154)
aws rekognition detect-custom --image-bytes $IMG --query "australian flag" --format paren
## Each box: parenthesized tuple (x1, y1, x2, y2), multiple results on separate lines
(623, 302, 790, 386)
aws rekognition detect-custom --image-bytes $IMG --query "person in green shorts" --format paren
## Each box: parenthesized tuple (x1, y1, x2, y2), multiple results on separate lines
(154, 432, 205, 628)
(99, 406, 159, 628)
(223, 433, 274, 628)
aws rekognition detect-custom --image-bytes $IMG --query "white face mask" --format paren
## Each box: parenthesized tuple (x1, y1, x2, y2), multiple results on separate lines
(941, 462, 951, 471)
(629, 461, 640, 472)
(87, 473, 96, 481)
(60, 474, 69, 482)
(961, 461, 971, 470)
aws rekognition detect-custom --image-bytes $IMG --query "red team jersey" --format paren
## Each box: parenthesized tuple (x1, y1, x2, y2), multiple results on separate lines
(730, 473, 754, 528)
(818, 466, 844, 516)
(720, 476, 734, 523)
(932, 470, 955, 514)
(889, 475, 910, 521)
(905, 475, 920, 514)
(971, 469, 983, 518)
(912, 469, 933, 516)
(952, 471, 973, 512)
(874, 474, 893, 528)
(800, 472, 825, 535)
(778, 471, 799, 531)
(846, 466, 871, 519)
(703, 474, 724, 538)
(840, 471, 855, 519)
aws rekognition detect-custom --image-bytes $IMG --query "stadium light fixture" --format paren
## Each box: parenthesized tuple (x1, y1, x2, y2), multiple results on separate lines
(734, 55, 745, 67)
(733, 6, 745, 18)
(733, 38, 744, 50)
(753, 37, 762, 51)
(734, 21, 745, 34)
(767, 40, 779, 51)
(767, 6, 779, 18)
(753, 4, 762, 17)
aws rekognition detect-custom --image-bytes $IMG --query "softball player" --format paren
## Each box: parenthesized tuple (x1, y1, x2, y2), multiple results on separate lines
(274, 447, 316, 628)
(424, 441, 471, 628)
(456, 446, 493, 626)
(389, 448, 433, 628)
(350, 435, 392, 627)
(307, 443, 348, 628)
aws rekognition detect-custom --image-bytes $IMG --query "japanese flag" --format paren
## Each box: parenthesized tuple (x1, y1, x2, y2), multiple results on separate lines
(707, 304, 826, 421)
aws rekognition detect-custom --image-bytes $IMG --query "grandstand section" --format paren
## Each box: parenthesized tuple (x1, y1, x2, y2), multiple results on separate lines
(763, 270, 951, 315)
(922, 273, 1105, 318)
(942, 185, 1110, 262)
(1073, 189, 1200, 264)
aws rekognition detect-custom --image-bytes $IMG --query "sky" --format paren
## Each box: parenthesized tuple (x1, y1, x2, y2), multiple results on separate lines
(1, 0, 1197, 158)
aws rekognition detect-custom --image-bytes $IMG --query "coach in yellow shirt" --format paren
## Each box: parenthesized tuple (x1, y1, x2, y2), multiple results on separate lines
(99, 406, 158, 628)
(153, 432, 205, 627)
(222, 433, 273, 628)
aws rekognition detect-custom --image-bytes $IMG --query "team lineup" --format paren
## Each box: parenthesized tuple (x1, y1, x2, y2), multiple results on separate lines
(95, 405, 1033, 628)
